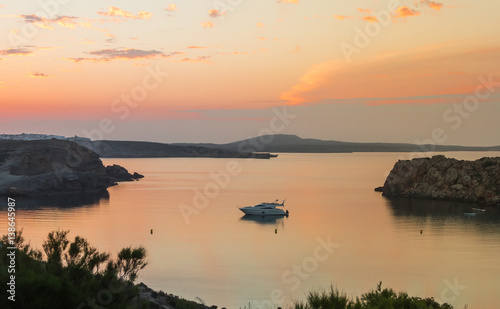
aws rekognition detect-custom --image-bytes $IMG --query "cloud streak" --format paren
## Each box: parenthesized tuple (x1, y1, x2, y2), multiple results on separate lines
(393, 6, 421, 19)
(66, 48, 170, 62)
(97, 7, 152, 20)
(280, 46, 500, 105)
(28, 72, 52, 78)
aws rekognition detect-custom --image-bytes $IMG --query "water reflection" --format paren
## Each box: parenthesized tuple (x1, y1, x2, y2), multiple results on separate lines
(384, 196, 500, 226)
(0, 191, 109, 210)
(239, 214, 286, 225)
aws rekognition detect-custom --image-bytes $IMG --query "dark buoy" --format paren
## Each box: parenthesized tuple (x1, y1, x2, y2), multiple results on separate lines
(420, 230, 423, 234)
(275, 229, 277, 234)
(151, 229, 153, 235)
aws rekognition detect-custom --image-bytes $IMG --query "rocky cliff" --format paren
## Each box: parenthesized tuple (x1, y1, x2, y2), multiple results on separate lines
(0, 139, 142, 196)
(379, 155, 500, 205)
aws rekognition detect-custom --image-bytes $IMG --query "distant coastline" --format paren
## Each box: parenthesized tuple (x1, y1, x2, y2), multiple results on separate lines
(2, 133, 499, 156)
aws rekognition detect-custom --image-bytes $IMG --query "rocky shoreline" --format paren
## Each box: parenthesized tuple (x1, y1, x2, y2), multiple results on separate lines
(0, 139, 143, 196)
(377, 155, 500, 205)
(137, 283, 219, 309)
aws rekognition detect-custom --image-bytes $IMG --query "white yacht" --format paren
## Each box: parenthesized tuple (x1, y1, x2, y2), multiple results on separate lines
(239, 200, 289, 216)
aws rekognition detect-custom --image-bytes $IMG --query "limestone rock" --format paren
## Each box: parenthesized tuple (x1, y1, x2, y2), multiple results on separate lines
(379, 155, 500, 204)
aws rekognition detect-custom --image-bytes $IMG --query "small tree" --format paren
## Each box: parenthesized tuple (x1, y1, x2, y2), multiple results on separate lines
(115, 246, 148, 282)
(42, 230, 70, 266)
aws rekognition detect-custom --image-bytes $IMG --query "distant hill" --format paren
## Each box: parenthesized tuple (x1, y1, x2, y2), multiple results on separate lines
(173, 134, 500, 153)
(73, 140, 275, 159)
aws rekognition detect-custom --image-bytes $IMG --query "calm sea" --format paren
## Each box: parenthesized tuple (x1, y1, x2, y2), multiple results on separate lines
(2, 152, 500, 308)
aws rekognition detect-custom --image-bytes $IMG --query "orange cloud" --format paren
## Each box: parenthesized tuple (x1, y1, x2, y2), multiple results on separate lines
(187, 46, 209, 49)
(98, 7, 152, 20)
(393, 6, 420, 18)
(358, 8, 373, 13)
(180, 56, 213, 64)
(166, 4, 178, 12)
(333, 15, 353, 20)
(208, 9, 223, 18)
(201, 21, 214, 28)
(277, 0, 299, 3)
(416, 0, 444, 11)
(280, 46, 500, 105)
(427, 1, 444, 10)
(362, 16, 378, 23)
(257, 22, 265, 28)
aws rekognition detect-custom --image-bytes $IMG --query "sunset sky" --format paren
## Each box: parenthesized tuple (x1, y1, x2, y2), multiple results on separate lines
(1, 0, 499, 145)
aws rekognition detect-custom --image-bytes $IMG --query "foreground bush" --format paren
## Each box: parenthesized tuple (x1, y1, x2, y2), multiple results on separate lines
(0, 229, 149, 309)
(293, 282, 453, 309)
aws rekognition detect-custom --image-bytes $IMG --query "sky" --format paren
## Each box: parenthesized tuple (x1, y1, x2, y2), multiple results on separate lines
(0, 0, 499, 145)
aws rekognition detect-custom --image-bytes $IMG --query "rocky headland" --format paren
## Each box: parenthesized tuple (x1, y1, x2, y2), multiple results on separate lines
(0, 139, 143, 196)
(377, 155, 500, 205)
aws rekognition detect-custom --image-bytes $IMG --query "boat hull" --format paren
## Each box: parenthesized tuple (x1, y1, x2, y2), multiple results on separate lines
(239, 207, 287, 216)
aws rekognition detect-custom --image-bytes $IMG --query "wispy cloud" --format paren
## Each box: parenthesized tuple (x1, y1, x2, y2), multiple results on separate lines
(256, 22, 265, 28)
(393, 6, 421, 19)
(180, 56, 213, 64)
(18, 14, 84, 30)
(208, 9, 223, 18)
(416, 0, 444, 11)
(0, 45, 50, 56)
(362, 16, 378, 23)
(280, 46, 500, 106)
(28, 72, 52, 78)
(358, 8, 373, 14)
(333, 15, 353, 20)
(201, 21, 214, 28)
(66, 48, 170, 62)
(97, 7, 152, 20)
(0, 47, 35, 55)
(277, 0, 299, 3)
(166, 4, 178, 12)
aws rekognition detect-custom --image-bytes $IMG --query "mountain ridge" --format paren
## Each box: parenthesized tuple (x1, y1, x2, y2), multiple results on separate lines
(173, 134, 500, 153)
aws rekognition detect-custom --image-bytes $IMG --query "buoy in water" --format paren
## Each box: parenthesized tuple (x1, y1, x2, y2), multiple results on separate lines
(275, 229, 277, 234)
(151, 229, 153, 234)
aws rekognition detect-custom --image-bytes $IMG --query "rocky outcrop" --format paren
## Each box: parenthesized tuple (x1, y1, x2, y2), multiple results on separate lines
(106, 164, 144, 181)
(379, 155, 500, 205)
(0, 139, 142, 196)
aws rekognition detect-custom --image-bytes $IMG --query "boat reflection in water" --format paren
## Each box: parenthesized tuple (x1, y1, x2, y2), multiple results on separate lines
(239, 214, 286, 225)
